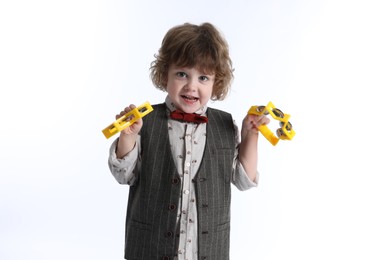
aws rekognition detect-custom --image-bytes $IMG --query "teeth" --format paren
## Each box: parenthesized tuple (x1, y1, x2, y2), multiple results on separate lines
(183, 95, 198, 100)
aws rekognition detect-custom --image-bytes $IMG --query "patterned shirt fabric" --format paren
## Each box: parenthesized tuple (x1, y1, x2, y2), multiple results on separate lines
(108, 96, 258, 260)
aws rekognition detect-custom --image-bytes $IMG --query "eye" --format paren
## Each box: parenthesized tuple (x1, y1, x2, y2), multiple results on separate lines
(199, 75, 209, 81)
(176, 71, 187, 78)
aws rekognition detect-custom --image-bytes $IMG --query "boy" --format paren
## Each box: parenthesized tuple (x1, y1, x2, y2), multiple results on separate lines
(108, 22, 269, 260)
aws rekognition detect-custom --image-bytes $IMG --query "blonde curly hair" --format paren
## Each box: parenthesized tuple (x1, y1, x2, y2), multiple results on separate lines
(150, 22, 234, 101)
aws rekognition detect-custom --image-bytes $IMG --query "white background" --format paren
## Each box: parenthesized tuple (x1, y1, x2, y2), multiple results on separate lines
(1, 0, 389, 259)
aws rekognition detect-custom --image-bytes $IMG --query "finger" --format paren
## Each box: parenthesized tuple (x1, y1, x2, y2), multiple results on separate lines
(250, 115, 269, 128)
(125, 114, 135, 122)
(116, 109, 129, 120)
(258, 115, 270, 125)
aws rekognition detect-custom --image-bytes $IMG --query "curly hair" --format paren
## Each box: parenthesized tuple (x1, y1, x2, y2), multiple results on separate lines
(150, 23, 234, 101)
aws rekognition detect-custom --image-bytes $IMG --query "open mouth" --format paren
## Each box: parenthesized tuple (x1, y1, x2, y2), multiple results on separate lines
(181, 95, 199, 101)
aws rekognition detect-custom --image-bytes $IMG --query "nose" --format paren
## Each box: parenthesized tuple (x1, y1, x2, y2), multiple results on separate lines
(185, 78, 197, 92)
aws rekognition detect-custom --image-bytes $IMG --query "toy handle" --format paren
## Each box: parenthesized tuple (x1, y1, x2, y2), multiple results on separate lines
(112, 109, 142, 133)
(258, 125, 279, 146)
(102, 102, 153, 139)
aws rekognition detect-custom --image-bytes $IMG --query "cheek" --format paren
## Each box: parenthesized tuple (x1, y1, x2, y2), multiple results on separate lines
(200, 86, 214, 102)
(207, 84, 214, 97)
(166, 82, 180, 96)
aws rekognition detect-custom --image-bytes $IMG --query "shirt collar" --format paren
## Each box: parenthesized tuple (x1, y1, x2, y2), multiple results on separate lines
(165, 96, 208, 116)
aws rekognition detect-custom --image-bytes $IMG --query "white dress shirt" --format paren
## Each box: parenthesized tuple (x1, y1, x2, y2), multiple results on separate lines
(108, 96, 258, 260)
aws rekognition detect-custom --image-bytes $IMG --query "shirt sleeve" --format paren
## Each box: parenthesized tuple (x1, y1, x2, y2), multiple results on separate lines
(232, 160, 259, 191)
(108, 136, 141, 185)
(231, 120, 259, 191)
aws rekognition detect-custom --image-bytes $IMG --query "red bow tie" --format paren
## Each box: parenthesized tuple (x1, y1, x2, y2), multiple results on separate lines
(170, 110, 208, 124)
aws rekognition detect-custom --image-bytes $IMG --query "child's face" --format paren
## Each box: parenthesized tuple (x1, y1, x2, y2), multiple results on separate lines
(166, 65, 214, 113)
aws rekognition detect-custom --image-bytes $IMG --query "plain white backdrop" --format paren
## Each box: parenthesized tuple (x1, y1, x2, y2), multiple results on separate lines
(1, 0, 389, 259)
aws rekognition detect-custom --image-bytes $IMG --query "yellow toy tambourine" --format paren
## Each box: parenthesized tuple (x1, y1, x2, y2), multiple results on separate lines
(248, 101, 295, 146)
(102, 102, 153, 139)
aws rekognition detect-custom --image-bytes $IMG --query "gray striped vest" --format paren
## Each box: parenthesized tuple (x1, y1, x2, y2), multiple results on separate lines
(124, 103, 235, 260)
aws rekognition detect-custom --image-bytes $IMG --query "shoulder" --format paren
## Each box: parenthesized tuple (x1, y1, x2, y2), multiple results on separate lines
(151, 103, 166, 111)
(141, 102, 166, 126)
(140, 102, 168, 137)
(207, 107, 235, 132)
(146, 102, 166, 117)
(207, 107, 232, 119)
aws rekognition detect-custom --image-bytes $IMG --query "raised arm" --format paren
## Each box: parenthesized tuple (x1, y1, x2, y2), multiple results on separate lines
(238, 114, 270, 181)
(116, 104, 143, 159)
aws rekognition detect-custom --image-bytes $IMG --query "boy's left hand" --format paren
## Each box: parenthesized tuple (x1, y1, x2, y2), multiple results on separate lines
(241, 114, 270, 138)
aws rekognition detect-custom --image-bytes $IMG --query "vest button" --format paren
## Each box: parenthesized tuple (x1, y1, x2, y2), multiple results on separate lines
(165, 231, 173, 237)
(168, 204, 176, 210)
(171, 177, 179, 184)
(162, 256, 170, 260)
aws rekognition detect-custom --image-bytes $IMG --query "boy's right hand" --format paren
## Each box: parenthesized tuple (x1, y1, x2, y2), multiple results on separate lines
(116, 104, 142, 158)
(116, 104, 143, 136)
